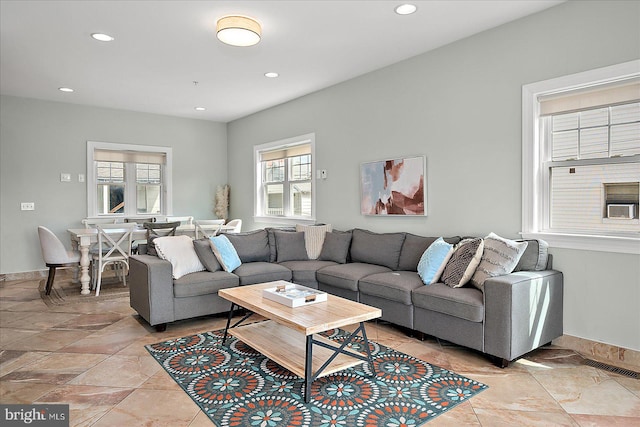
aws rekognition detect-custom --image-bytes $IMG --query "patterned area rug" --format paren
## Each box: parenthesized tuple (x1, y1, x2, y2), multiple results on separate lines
(147, 326, 487, 426)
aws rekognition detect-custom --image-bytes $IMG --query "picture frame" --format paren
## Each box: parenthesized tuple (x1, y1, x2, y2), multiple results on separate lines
(360, 155, 426, 216)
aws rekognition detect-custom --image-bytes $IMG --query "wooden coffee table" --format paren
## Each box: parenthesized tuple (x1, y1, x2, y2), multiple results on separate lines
(218, 281, 382, 403)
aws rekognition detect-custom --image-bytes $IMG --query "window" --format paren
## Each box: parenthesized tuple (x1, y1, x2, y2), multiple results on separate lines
(522, 60, 640, 254)
(87, 141, 172, 219)
(254, 133, 315, 222)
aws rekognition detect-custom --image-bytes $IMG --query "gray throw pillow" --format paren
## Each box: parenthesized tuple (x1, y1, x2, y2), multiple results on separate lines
(192, 238, 221, 272)
(274, 231, 309, 262)
(225, 229, 270, 263)
(514, 239, 549, 271)
(318, 231, 352, 264)
(350, 229, 405, 270)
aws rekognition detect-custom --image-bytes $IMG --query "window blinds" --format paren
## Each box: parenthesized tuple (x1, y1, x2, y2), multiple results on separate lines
(259, 143, 311, 162)
(539, 80, 640, 116)
(94, 149, 167, 164)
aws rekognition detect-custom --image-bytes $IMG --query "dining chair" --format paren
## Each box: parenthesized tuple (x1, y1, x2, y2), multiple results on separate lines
(143, 221, 181, 256)
(194, 219, 225, 239)
(92, 224, 135, 296)
(166, 216, 194, 226)
(38, 226, 81, 295)
(81, 218, 118, 228)
(224, 219, 242, 234)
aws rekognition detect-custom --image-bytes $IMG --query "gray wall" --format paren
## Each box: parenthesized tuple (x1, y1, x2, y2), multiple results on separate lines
(0, 95, 228, 274)
(227, 1, 640, 350)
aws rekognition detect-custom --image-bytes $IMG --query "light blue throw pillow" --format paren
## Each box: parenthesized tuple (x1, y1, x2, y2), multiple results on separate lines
(417, 237, 454, 285)
(209, 235, 242, 272)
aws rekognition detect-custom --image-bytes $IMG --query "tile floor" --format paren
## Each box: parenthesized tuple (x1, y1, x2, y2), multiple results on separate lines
(1, 277, 639, 427)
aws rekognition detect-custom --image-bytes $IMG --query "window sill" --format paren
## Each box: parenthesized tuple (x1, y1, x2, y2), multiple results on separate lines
(521, 231, 640, 254)
(254, 216, 317, 226)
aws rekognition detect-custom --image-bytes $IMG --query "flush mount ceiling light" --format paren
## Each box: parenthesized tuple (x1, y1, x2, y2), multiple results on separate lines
(395, 4, 417, 15)
(58, 87, 74, 92)
(264, 72, 279, 78)
(194, 107, 206, 111)
(91, 33, 114, 42)
(216, 15, 261, 47)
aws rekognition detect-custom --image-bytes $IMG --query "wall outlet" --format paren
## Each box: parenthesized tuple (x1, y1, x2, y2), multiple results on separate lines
(60, 173, 71, 182)
(21, 202, 35, 211)
(78, 173, 85, 183)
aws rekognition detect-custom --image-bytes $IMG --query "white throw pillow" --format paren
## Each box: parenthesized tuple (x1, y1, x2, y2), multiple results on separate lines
(470, 232, 529, 291)
(296, 224, 333, 259)
(153, 235, 205, 279)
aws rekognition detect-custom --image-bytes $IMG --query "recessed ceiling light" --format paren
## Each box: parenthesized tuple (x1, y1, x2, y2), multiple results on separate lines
(91, 33, 114, 42)
(264, 72, 279, 78)
(58, 87, 74, 92)
(216, 15, 261, 47)
(395, 4, 417, 15)
(194, 107, 206, 111)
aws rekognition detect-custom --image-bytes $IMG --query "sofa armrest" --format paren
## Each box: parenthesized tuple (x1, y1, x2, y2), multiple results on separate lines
(129, 254, 175, 327)
(483, 270, 563, 362)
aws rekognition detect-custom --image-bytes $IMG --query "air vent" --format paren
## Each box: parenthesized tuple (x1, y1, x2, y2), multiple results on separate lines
(582, 358, 640, 379)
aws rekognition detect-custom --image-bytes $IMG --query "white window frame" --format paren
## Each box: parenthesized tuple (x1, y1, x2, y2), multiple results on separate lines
(254, 133, 316, 225)
(86, 141, 173, 219)
(522, 60, 640, 254)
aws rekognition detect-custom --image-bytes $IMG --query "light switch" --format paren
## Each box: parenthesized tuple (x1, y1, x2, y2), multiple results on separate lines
(21, 202, 35, 211)
(61, 173, 71, 182)
(78, 173, 85, 182)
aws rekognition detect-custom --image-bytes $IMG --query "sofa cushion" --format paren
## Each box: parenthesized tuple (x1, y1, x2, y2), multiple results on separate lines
(441, 238, 484, 288)
(265, 227, 296, 262)
(471, 233, 528, 291)
(193, 238, 221, 272)
(417, 237, 454, 285)
(274, 231, 309, 262)
(397, 234, 438, 271)
(359, 271, 423, 305)
(225, 229, 270, 263)
(296, 224, 332, 259)
(279, 260, 338, 287)
(316, 262, 391, 292)
(412, 283, 484, 323)
(318, 231, 352, 264)
(173, 271, 239, 298)
(153, 235, 205, 279)
(233, 262, 292, 286)
(350, 229, 406, 270)
(514, 239, 549, 271)
(209, 235, 242, 272)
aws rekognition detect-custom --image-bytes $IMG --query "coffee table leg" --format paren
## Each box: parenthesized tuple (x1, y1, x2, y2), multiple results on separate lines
(304, 334, 313, 403)
(359, 322, 376, 375)
(222, 302, 236, 345)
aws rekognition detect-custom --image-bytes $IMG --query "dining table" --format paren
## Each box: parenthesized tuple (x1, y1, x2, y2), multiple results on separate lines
(68, 224, 234, 295)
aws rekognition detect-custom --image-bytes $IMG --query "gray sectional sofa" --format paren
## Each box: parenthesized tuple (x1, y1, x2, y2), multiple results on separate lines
(128, 227, 563, 367)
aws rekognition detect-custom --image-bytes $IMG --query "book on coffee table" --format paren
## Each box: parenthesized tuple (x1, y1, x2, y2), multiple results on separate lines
(262, 282, 327, 307)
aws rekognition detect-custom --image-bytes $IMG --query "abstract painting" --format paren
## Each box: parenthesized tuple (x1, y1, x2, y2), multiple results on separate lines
(360, 155, 426, 216)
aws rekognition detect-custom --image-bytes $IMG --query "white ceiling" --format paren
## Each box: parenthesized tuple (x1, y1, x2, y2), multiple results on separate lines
(0, 0, 564, 122)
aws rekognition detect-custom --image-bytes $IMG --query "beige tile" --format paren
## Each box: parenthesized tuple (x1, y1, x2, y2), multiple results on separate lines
(0, 380, 57, 403)
(428, 401, 480, 426)
(62, 317, 151, 354)
(570, 413, 640, 426)
(0, 328, 40, 347)
(2, 311, 80, 330)
(188, 411, 216, 427)
(139, 370, 183, 391)
(36, 384, 134, 407)
(393, 339, 453, 371)
(69, 354, 162, 388)
(615, 376, 640, 398)
(534, 370, 640, 417)
(474, 408, 580, 426)
(53, 312, 126, 331)
(91, 388, 200, 427)
(7, 329, 91, 352)
(0, 350, 49, 376)
(468, 372, 564, 412)
(2, 352, 108, 384)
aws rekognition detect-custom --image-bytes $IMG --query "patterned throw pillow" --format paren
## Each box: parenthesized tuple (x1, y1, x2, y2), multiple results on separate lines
(417, 237, 454, 285)
(441, 238, 484, 288)
(470, 233, 528, 291)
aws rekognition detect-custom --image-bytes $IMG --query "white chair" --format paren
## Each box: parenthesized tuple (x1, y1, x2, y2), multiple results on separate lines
(194, 219, 225, 239)
(92, 224, 135, 296)
(166, 216, 194, 226)
(81, 218, 118, 228)
(37, 226, 81, 295)
(224, 219, 242, 234)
